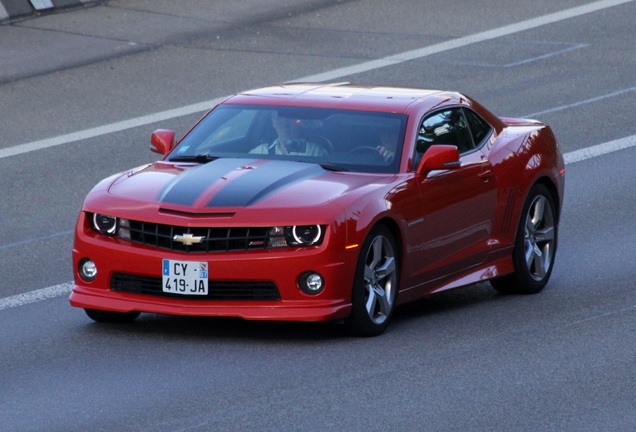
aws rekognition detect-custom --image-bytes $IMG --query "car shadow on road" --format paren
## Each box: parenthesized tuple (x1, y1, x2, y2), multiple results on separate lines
(76, 311, 347, 341)
(393, 282, 500, 323)
(71, 282, 513, 342)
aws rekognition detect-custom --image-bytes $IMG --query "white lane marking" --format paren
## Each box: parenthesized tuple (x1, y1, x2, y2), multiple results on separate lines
(436, 42, 588, 69)
(563, 134, 636, 164)
(0, 99, 225, 159)
(559, 303, 636, 329)
(1, 133, 636, 311)
(0, 230, 74, 251)
(293, 0, 633, 83)
(0, 283, 73, 311)
(0, 3, 9, 21)
(0, 0, 633, 160)
(499, 42, 587, 68)
(524, 86, 636, 118)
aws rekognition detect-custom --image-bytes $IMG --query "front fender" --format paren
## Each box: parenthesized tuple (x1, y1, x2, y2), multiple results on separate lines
(343, 182, 411, 253)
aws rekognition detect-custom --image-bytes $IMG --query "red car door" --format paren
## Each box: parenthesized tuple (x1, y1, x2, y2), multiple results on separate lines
(414, 150, 497, 281)
(401, 108, 498, 293)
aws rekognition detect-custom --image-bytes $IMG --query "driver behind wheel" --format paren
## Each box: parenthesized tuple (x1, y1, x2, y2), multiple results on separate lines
(376, 128, 399, 162)
(250, 112, 328, 157)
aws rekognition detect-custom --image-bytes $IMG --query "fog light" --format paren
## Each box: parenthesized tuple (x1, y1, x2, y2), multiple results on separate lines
(299, 272, 324, 295)
(79, 259, 97, 282)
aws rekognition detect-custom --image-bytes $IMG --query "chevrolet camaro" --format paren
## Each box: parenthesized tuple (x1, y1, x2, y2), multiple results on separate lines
(70, 83, 565, 336)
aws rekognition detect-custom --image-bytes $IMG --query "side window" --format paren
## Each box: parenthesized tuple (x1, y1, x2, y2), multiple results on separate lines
(415, 108, 474, 162)
(463, 108, 492, 148)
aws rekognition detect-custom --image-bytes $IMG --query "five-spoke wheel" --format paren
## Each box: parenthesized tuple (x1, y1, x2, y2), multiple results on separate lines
(524, 193, 556, 282)
(491, 183, 558, 294)
(346, 225, 398, 336)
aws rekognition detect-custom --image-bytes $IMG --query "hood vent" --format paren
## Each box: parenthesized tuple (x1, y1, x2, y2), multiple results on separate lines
(159, 208, 235, 218)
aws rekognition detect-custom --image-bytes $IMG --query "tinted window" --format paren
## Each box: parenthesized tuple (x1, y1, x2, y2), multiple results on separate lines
(172, 104, 408, 174)
(416, 108, 474, 158)
(183, 109, 259, 150)
(463, 108, 492, 147)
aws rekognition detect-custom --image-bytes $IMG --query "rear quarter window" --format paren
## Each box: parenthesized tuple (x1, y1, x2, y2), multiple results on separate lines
(464, 109, 492, 147)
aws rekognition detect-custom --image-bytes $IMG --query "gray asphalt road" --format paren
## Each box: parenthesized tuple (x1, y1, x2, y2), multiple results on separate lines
(1, 1, 635, 431)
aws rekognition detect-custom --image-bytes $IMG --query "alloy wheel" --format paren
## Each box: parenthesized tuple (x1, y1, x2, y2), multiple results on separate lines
(524, 195, 556, 282)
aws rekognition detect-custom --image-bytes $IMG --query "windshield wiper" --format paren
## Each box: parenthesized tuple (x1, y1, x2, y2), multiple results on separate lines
(168, 154, 219, 164)
(319, 163, 348, 172)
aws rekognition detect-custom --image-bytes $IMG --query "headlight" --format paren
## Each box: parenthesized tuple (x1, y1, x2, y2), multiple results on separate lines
(91, 213, 130, 239)
(267, 225, 325, 248)
(92, 214, 118, 235)
(286, 225, 322, 246)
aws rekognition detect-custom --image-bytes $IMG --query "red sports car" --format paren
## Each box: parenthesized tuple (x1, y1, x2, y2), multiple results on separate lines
(70, 83, 564, 336)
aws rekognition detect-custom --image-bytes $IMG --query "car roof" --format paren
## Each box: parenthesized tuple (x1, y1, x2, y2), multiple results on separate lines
(223, 82, 459, 113)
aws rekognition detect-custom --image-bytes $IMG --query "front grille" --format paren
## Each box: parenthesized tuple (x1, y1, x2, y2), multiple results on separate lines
(126, 221, 277, 253)
(111, 273, 280, 301)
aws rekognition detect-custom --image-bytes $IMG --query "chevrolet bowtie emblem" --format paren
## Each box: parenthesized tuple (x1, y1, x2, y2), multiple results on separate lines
(173, 233, 205, 246)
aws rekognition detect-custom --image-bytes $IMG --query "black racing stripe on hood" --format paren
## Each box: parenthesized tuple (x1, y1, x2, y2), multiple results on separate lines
(207, 161, 324, 207)
(157, 159, 251, 206)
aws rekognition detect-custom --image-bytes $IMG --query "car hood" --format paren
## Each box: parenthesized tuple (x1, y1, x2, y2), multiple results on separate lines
(106, 158, 391, 213)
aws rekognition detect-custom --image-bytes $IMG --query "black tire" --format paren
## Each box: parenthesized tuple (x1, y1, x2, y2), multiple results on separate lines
(491, 183, 558, 294)
(84, 308, 140, 323)
(346, 225, 399, 336)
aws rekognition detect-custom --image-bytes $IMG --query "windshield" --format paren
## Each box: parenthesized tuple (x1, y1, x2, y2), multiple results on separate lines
(170, 104, 408, 174)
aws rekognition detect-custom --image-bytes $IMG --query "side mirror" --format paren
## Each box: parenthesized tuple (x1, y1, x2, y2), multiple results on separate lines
(416, 145, 461, 175)
(150, 129, 176, 156)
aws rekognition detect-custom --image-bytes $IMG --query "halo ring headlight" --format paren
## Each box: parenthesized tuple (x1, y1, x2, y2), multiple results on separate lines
(291, 225, 322, 246)
(92, 214, 118, 236)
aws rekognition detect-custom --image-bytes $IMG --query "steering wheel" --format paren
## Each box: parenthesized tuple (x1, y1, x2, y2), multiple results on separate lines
(312, 135, 334, 154)
(349, 146, 380, 155)
(348, 146, 387, 164)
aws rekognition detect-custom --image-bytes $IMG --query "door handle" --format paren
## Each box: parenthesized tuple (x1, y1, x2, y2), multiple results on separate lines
(478, 170, 493, 182)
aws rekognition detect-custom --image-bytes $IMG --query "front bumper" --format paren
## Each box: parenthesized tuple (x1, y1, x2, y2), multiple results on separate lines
(70, 215, 356, 322)
(70, 286, 352, 321)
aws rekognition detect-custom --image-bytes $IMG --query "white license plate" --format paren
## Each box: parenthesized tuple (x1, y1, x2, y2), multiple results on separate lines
(162, 259, 209, 295)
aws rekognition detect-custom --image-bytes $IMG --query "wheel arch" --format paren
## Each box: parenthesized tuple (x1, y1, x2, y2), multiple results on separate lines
(506, 176, 560, 246)
(345, 217, 402, 336)
(373, 217, 404, 272)
(527, 175, 562, 224)
(490, 176, 559, 294)
(351, 215, 404, 296)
